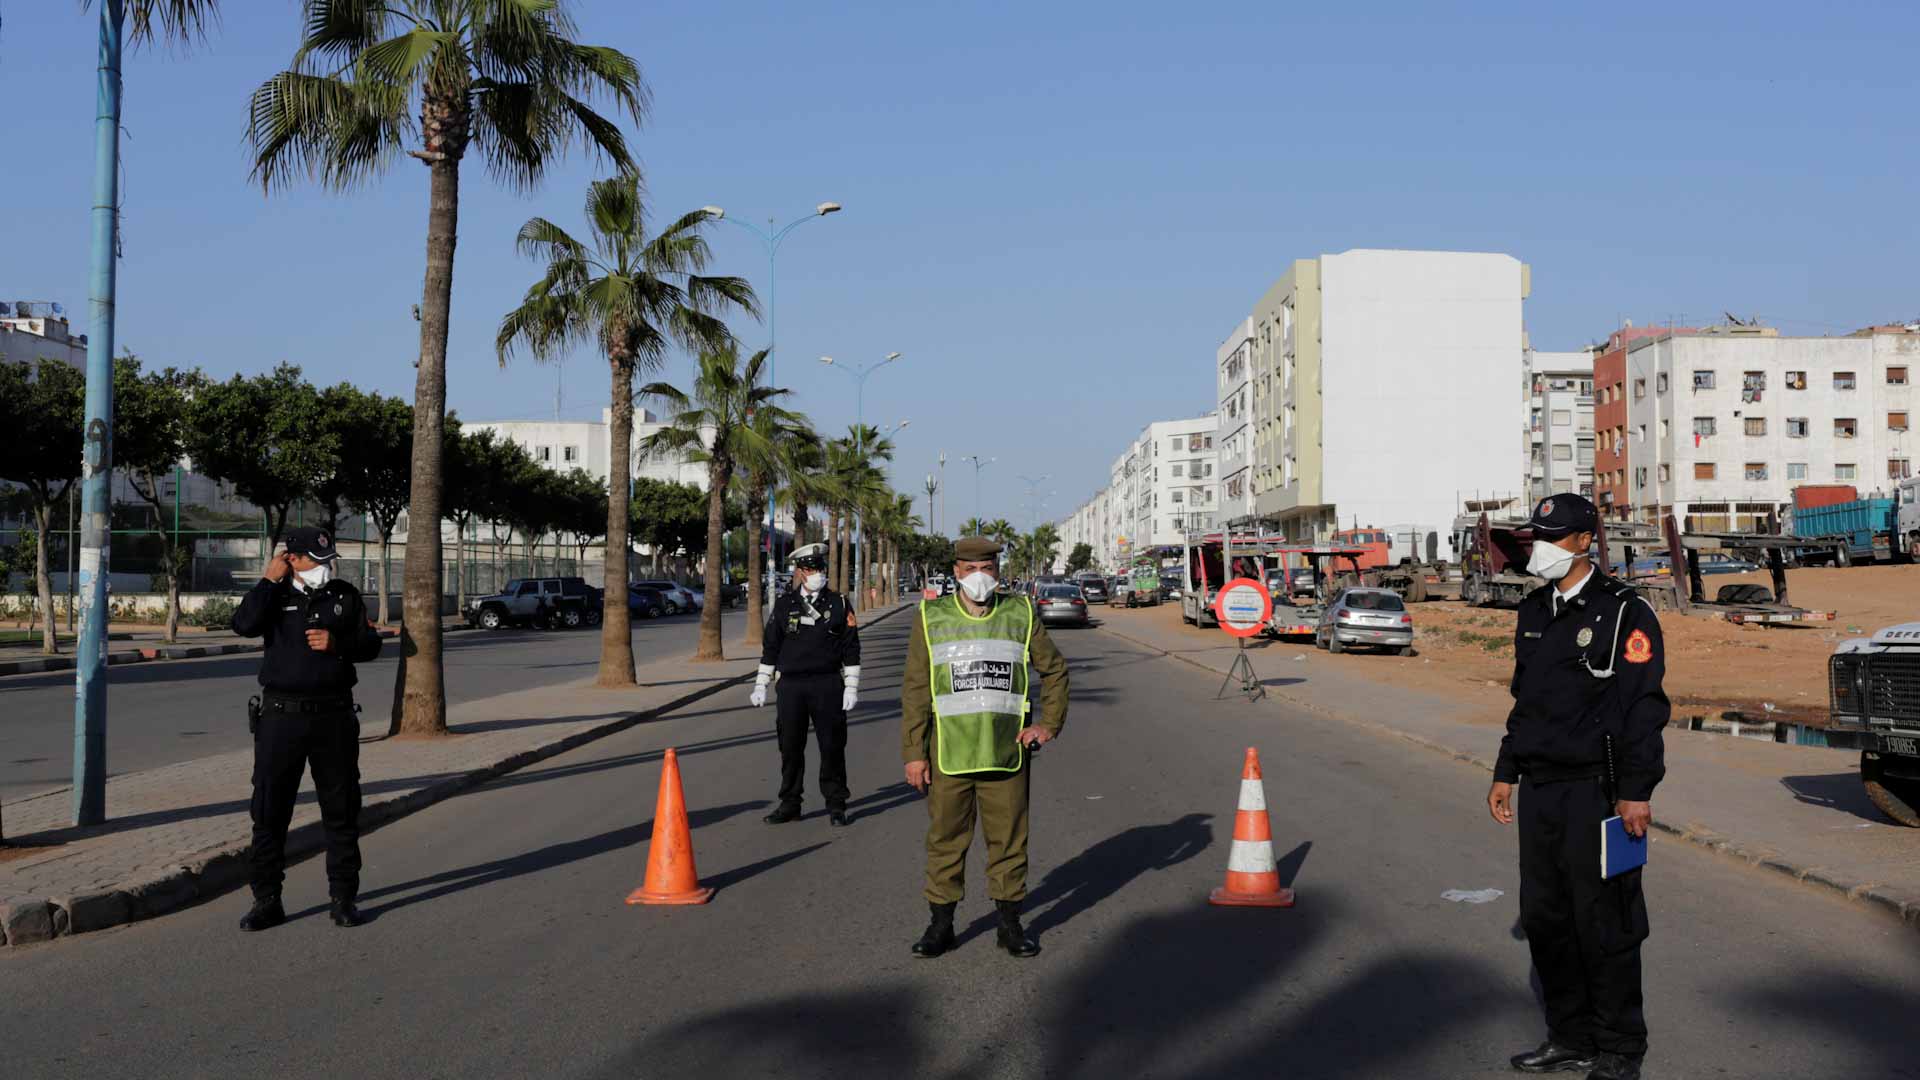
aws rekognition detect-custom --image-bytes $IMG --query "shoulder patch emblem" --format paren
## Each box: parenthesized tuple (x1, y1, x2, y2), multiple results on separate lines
(1623, 629, 1653, 664)
(846, 609, 858, 628)
(1575, 627, 1594, 647)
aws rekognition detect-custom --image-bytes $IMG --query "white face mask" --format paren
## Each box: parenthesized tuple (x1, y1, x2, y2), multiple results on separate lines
(801, 572, 825, 594)
(1526, 538, 1578, 582)
(294, 562, 333, 591)
(957, 570, 997, 602)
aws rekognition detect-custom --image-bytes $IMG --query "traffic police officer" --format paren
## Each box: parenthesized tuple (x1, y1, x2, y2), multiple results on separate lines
(901, 536, 1069, 959)
(1488, 493, 1668, 1080)
(753, 544, 861, 826)
(231, 526, 383, 931)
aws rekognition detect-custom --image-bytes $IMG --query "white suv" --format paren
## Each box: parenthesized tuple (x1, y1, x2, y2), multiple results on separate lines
(632, 580, 700, 615)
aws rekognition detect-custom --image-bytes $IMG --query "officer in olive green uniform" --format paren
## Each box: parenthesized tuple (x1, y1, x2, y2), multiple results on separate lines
(901, 536, 1069, 959)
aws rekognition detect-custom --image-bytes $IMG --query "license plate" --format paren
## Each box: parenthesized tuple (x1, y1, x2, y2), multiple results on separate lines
(1885, 735, 1920, 756)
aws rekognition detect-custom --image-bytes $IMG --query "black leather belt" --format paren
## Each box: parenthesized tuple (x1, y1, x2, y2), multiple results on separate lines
(261, 693, 355, 714)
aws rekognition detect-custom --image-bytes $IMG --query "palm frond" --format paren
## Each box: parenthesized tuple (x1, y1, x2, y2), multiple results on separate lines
(110, 0, 221, 48)
(246, 70, 409, 192)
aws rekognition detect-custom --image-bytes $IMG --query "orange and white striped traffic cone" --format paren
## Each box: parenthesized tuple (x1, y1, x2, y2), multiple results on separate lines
(1209, 747, 1295, 908)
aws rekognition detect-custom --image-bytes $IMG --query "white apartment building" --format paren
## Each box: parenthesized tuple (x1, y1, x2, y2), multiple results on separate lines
(1242, 249, 1528, 563)
(0, 303, 89, 368)
(1620, 325, 1920, 531)
(1102, 414, 1219, 563)
(1215, 318, 1255, 524)
(467, 407, 712, 491)
(1051, 489, 1110, 574)
(1526, 348, 1596, 502)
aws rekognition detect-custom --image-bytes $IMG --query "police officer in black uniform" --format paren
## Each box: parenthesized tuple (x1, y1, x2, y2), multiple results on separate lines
(753, 544, 861, 826)
(1489, 494, 1668, 1080)
(231, 526, 383, 931)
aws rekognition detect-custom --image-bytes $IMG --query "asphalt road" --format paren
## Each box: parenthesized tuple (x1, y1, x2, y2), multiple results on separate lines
(5, 611, 1916, 1079)
(0, 609, 745, 802)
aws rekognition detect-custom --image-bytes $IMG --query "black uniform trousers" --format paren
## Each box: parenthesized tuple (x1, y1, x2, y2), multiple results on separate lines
(249, 701, 363, 900)
(774, 672, 849, 811)
(1519, 775, 1650, 1058)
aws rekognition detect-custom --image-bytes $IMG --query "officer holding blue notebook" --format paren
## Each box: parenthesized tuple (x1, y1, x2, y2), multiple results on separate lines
(1487, 493, 1668, 1080)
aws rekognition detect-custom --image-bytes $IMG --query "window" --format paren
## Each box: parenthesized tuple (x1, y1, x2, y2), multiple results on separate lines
(1890, 367, 1909, 386)
(1553, 444, 1573, 461)
(1836, 463, 1857, 480)
(1635, 467, 1648, 487)
(1835, 371, 1857, 390)
(536, 445, 552, 462)
(1786, 417, 1808, 438)
(1893, 459, 1914, 480)
(1170, 491, 1183, 503)
(1659, 464, 1672, 483)
(1692, 417, 1716, 437)
(1657, 373, 1670, 394)
(1202, 463, 1214, 477)
(1170, 437, 1183, 451)
(1694, 463, 1716, 481)
(1787, 462, 1808, 480)
(1745, 462, 1768, 481)
(1693, 370, 1715, 390)
(1204, 435, 1214, 449)
(1785, 370, 1807, 390)
(562, 445, 579, 463)
(1658, 419, 1670, 440)
(1742, 371, 1765, 391)
(1171, 464, 1183, 477)
(1580, 379, 1594, 395)
(1744, 417, 1767, 436)
(1633, 378, 1646, 400)
(1891, 411, 1910, 432)
(1552, 409, 1572, 426)
(1835, 418, 1858, 439)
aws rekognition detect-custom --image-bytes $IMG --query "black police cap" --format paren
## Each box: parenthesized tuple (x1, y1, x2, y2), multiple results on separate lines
(285, 526, 340, 563)
(1527, 492, 1599, 538)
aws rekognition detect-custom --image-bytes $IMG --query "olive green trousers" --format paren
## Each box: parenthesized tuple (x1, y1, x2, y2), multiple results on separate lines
(923, 760, 1031, 904)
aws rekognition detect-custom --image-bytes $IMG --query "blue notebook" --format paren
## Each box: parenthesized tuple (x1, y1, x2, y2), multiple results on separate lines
(1601, 816, 1648, 879)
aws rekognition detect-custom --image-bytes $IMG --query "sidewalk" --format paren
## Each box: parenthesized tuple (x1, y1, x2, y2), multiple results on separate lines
(0, 620, 474, 676)
(1092, 608, 1920, 933)
(0, 603, 908, 947)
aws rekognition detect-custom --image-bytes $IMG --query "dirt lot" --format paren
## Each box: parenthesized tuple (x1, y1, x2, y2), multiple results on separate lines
(1127, 565, 1920, 728)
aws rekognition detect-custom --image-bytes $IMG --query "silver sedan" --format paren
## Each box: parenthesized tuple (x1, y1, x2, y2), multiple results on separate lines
(1315, 587, 1415, 655)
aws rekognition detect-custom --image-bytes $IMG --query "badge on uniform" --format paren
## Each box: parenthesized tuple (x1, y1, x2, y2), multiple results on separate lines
(1575, 627, 1594, 647)
(1624, 629, 1654, 664)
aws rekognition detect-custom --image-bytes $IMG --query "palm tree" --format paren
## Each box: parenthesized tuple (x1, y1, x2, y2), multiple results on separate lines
(960, 516, 987, 538)
(874, 493, 922, 603)
(248, 2, 644, 731)
(639, 346, 797, 661)
(987, 519, 1017, 556)
(497, 177, 754, 686)
(777, 436, 830, 547)
(923, 475, 939, 536)
(1021, 523, 1063, 578)
(739, 413, 816, 648)
(842, 424, 895, 612)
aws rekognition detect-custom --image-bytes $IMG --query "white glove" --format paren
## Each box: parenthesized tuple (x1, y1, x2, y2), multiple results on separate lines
(750, 685, 767, 708)
(842, 687, 858, 712)
(751, 663, 775, 708)
(841, 665, 860, 713)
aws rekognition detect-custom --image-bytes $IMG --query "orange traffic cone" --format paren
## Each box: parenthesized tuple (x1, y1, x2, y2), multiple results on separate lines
(625, 747, 715, 906)
(1209, 747, 1295, 908)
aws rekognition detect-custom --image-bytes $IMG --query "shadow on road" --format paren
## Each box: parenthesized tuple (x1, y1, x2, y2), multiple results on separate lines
(954, 812, 1216, 946)
(1779, 771, 1883, 824)
(346, 799, 770, 920)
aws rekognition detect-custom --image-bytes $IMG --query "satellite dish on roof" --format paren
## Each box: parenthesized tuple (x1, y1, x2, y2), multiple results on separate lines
(0, 302, 12, 316)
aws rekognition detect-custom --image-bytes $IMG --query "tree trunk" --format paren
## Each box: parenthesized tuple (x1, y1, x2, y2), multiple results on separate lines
(827, 509, 842, 594)
(397, 153, 459, 736)
(451, 514, 468, 613)
(34, 500, 56, 655)
(744, 479, 766, 649)
(599, 357, 637, 685)
(376, 530, 392, 625)
(792, 496, 810, 546)
(856, 515, 869, 613)
(695, 459, 730, 661)
(164, 549, 180, 644)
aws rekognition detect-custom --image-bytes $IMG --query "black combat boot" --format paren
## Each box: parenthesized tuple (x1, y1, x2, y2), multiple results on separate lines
(994, 899, 1040, 958)
(763, 803, 801, 825)
(911, 901, 957, 958)
(1509, 1041, 1596, 1074)
(239, 893, 285, 933)
(1585, 1053, 1641, 1080)
(329, 895, 365, 928)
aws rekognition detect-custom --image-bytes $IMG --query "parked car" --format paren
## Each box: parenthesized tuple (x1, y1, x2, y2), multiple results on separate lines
(627, 585, 668, 619)
(717, 582, 748, 609)
(1109, 576, 1136, 606)
(632, 579, 699, 615)
(1035, 583, 1090, 627)
(1315, 587, 1415, 655)
(1698, 553, 1761, 575)
(1285, 567, 1319, 600)
(467, 576, 602, 630)
(1077, 576, 1110, 603)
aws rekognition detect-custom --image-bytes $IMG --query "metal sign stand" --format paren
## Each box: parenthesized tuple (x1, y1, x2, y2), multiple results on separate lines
(1217, 638, 1265, 702)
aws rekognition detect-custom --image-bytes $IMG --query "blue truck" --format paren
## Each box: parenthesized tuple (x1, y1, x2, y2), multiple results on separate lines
(1789, 493, 1909, 566)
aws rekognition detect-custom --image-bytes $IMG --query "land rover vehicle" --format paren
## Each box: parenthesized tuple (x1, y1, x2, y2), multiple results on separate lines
(1825, 622, 1920, 827)
(467, 577, 602, 630)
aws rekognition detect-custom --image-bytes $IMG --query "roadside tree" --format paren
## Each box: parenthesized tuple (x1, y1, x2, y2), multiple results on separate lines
(0, 360, 85, 654)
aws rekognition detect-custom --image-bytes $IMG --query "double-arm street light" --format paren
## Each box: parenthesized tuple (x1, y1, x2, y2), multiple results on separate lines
(819, 351, 903, 434)
(961, 454, 996, 528)
(1017, 473, 1052, 529)
(701, 201, 841, 602)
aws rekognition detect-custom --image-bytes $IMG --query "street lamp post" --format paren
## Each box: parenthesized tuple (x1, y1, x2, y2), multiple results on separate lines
(701, 201, 841, 608)
(961, 454, 995, 529)
(938, 452, 948, 537)
(1016, 473, 1052, 529)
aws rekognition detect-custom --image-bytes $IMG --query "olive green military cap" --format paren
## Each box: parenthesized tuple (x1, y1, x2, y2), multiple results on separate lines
(954, 536, 1003, 561)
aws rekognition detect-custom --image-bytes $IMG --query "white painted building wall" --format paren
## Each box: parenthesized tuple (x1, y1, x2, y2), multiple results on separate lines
(1622, 328, 1920, 529)
(1526, 349, 1596, 501)
(1317, 250, 1527, 563)
(1215, 318, 1254, 524)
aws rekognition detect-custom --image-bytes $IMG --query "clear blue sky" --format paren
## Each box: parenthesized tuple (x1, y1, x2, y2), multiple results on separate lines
(4, 1, 1916, 529)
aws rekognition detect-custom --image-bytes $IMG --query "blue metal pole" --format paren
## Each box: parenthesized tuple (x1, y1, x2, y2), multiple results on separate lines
(764, 235, 778, 601)
(74, 0, 125, 827)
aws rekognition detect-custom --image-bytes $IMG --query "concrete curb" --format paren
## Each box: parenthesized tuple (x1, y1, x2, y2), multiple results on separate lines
(1, 603, 911, 948)
(1094, 621, 1920, 934)
(0, 623, 478, 677)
